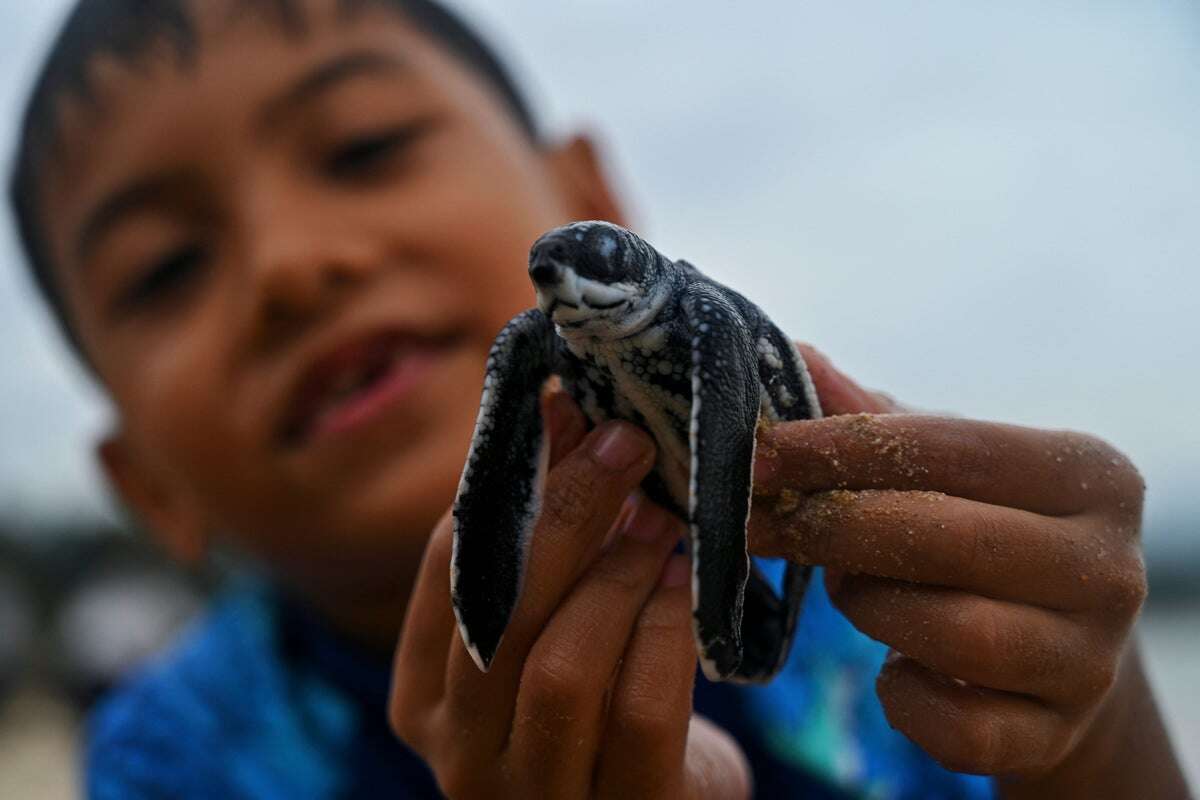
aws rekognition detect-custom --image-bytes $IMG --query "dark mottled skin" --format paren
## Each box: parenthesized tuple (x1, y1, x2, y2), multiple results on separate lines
(452, 222, 821, 682)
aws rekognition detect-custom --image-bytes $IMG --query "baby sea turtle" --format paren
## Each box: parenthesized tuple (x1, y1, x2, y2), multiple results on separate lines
(451, 221, 822, 682)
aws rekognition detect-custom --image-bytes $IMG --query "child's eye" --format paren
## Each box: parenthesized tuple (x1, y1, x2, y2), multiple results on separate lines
(118, 243, 209, 312)
(324, 122, 430, 181)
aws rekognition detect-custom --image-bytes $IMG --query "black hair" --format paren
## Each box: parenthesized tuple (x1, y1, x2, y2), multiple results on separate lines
(8, 0, 539, 357)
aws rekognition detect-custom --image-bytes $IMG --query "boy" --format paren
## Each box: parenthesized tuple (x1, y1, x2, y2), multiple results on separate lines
(8, 0, 1187, 797)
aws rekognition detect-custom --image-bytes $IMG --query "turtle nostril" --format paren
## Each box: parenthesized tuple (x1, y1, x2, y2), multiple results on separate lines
(529, 260, 560, 287)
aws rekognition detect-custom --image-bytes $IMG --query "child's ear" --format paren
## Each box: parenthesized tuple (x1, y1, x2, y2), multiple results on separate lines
(97, 434, 209, 565)
(544, 134, 630, 227)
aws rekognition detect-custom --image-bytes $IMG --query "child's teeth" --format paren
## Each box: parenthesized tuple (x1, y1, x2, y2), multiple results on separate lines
(310, 341, 410, 426)
(326, 347, 399, 407)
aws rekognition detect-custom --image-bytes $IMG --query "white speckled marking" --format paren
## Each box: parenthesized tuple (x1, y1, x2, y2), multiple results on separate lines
(599, 235, 617, 259)
(757, 337, 784, 370)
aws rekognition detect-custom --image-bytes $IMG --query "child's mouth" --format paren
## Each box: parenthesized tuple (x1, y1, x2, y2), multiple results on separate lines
(280, 330, 454, 447)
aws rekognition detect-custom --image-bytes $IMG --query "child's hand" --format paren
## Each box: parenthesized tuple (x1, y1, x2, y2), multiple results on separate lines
(389, 392, 750, 799)
(752, 346, 1186, 795)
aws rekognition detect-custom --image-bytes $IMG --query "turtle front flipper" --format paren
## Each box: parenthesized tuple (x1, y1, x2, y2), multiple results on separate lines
(735, 324, 825, 681)
(683, 288, 761, 681)
(452, 309, 559, 671)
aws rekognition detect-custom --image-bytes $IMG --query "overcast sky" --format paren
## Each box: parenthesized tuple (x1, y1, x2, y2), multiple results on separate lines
(1, 2, 1197, 563)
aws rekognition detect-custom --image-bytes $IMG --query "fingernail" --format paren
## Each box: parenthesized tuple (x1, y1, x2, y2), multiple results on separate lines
(622, 498, 668, 543)
(797, 343, 830, 369)
(660, 554, 691, 588)
(617, 493, 640, 527)
(603, 494, 640, 551)
(592, 422, 648, 470)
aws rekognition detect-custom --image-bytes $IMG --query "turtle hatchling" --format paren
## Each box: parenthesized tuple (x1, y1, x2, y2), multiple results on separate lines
(451, 221, 822, 682)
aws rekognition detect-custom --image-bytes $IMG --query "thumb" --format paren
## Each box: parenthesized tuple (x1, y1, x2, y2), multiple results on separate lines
(683, 715, 752, 799)
(796, 343, 900, 416)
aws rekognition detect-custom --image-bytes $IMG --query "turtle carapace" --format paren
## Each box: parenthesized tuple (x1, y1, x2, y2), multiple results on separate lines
(451, 221, 822, 683)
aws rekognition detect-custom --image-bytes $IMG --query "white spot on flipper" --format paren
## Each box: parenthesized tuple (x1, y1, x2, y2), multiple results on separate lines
(639, 325, 668, 352)
(757, 337, 783, 370)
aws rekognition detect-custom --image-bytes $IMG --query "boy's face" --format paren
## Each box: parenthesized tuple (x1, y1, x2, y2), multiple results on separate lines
(39, 0, 622, 596)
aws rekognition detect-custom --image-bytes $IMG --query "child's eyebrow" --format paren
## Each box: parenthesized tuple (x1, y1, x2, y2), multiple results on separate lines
(73, 50, 412, 265)
(258, 48, 412, 132)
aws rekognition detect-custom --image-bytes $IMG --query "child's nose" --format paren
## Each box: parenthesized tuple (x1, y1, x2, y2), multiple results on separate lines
(255, 240, 369, 321)
(248, 214, 378, 323)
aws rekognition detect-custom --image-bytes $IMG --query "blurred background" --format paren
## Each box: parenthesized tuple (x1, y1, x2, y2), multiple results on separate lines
(1, 1, 1196, 796)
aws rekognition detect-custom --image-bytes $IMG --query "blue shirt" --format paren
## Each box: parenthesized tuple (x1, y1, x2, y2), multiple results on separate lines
(87, 570, 993, 799)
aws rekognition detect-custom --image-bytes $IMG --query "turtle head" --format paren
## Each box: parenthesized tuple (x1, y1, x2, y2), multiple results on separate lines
(528, 221, 670, 339)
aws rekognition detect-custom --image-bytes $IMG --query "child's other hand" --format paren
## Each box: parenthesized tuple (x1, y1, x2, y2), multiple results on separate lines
(752, 346, 1175, 792)
(389, 392, 750, 799)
